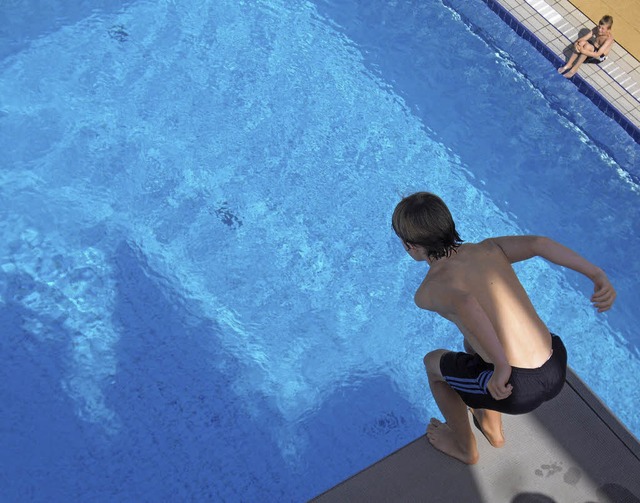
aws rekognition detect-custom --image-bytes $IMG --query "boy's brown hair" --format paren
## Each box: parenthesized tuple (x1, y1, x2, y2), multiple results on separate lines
(392, 192, 463, 260)
(599, 15, 613, 28)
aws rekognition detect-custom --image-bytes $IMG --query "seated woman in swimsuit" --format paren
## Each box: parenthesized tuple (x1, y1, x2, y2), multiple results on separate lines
(558, 15, 614, 78)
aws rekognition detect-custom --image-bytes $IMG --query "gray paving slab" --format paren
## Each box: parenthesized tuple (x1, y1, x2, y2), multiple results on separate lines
(311, 368, 640, 503)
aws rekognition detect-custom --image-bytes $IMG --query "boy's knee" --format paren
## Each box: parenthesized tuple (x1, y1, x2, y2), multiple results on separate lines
(423, 350, 435, 368)
(424, 350, 447, 378)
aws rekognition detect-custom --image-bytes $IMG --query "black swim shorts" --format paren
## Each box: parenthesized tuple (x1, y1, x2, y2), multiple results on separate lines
(439, 335, 567, 415)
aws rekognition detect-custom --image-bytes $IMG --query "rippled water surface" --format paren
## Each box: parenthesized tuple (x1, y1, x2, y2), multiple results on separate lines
(1, 0, 639, 500)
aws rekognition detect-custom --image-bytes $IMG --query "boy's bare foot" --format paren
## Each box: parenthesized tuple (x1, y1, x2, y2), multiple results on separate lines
(563, 70, 577, 78)
(470, 409, 505, 448)
(557, 65, 569, 74)
(426, 418, 479, 465)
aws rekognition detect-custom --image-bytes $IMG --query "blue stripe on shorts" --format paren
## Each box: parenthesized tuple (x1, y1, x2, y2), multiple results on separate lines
(444, 370, 493, 395)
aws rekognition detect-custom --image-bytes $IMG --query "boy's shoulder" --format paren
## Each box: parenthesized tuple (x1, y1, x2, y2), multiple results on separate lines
(414, 254, 473, 311)
(456, 238, 502, 256)
(414, 270, 443, 311)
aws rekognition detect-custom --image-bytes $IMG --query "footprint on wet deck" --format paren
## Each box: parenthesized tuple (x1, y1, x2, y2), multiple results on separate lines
(534, 461, 563, 478)
(563, 466, 582, 486)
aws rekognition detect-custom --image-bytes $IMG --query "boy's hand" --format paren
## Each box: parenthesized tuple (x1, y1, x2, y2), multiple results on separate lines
(591, 270, 616, 312)
(487, 365, 513, 401)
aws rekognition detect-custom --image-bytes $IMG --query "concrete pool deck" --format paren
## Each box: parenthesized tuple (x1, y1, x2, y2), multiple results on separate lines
(311, 368, 640, 502)
(311, 2, 640, 501)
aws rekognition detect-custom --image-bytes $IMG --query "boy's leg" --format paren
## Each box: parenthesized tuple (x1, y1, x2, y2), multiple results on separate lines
(563, 43, 593, 77)
(563, 53, 588, 77)
(470, 408, 505, 448)
(424, 350, 479, 464)
(462, 340, 505, 448)
(558, 51, 579, 73)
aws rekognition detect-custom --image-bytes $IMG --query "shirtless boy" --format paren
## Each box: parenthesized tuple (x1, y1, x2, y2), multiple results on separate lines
(558, 15, 614, 78)
(392, 192, 616, 464)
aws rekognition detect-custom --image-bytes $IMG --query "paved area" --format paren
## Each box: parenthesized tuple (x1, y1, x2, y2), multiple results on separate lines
(311, 368, 640, 502)
(495, 0, 640, 132)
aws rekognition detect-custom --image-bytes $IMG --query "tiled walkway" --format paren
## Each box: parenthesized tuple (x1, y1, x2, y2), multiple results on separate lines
(492, 0, 640, 137)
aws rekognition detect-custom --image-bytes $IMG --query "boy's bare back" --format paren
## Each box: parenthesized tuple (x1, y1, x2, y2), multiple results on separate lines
(414, 239, 552, 368)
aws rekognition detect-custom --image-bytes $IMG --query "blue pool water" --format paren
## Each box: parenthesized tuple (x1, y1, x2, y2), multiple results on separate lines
(1, 0, 639, 500)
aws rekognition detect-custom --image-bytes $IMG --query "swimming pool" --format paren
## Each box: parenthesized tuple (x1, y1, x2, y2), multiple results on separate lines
(1, 0, 639, 500)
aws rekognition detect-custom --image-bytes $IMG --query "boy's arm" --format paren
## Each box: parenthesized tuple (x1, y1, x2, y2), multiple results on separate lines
(574, 28, 596, 48)
(579, 37, 614, 58)
(491, 236, 616, 312)
(416, 287, 513, 400)
(594, 38, 614, 58)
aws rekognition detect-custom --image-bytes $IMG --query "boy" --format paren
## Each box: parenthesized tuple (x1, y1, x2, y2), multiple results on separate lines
(392, 192, 616, 464)
(558, 15, 614, 78)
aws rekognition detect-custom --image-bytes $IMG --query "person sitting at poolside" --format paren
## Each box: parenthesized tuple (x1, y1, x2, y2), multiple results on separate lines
(558, 15, 614, 78)
(392, 192, 616, 464)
